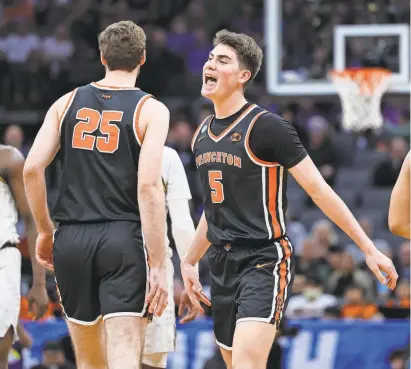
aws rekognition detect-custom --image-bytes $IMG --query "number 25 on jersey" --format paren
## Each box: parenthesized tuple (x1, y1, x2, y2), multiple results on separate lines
(209, 170, 225, 203)
(72, 108, 122, 153)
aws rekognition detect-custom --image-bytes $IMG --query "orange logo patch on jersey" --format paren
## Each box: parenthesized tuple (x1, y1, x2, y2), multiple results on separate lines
(102, 94, 112, 99)
(231, 133, 242, 142)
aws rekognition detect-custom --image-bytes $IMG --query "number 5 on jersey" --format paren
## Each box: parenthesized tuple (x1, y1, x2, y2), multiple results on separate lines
(72, 108, 123, 153)
(209, 170, 224, 203)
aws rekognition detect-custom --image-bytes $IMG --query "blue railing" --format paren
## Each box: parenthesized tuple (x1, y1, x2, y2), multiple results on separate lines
(20, 318, 410, 369)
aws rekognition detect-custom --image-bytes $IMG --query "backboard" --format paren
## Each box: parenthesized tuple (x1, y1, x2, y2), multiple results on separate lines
(265, 0, 410, 95)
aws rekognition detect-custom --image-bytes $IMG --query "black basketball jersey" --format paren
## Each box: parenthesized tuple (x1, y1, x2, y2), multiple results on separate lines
(53, 83, 152, 223)
(192, 104, 288, 246)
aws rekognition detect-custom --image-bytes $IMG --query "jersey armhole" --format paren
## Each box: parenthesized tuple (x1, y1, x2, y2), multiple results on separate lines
(191, 115, 212, 152)
(58, 88, 79, 134)
(244, 111, 280, 167)
(133, 94, 154, 146)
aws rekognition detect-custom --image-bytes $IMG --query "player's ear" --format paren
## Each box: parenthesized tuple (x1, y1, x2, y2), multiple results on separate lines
(239, 70, 252, 85)
(100, 52, 107, 67)
(140, 50, 146, 66)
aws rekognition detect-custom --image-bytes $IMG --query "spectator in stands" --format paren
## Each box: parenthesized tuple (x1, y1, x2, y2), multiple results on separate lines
(3, 22, 40, 107)
(290, 274, 306, 296)
(286, 275, 338, 319)
(311, 219, 339, 256)
(323, 306, 342, 320)
(167, 16, 195, 55)
(326, 253, 374, 300)
(373, 137, 408, 187)
(2, 124, 29, 156)
(2, 0, 34, 28)
(31, 341, 75, 369)
(384, 279, 410, 310)
(41, 25, 74, 95)
(229, 1, 261, 36)
(186, 27, 211, 75)
(306, 116, 338, 188)
(342, 285, 380, 320)
(295, 238, 329, 282)
(138, 27, 185, 96)
(389, 349, 409, 369)
(286, 212, 308, 255)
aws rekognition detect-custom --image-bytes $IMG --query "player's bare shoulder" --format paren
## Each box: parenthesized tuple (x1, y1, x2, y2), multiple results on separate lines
(54, 88, 79, 120)
(139, 97, 170, 138)
(0, 145, 25, 174)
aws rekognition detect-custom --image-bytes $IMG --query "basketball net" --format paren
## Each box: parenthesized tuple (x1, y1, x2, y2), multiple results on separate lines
(330, 68, 392, 131)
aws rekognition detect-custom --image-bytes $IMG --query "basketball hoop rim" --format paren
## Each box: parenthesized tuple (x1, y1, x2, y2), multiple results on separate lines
(330, 67, 392, 80)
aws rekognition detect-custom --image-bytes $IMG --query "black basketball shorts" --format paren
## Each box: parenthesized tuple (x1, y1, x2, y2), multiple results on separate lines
(53, 221, 148, 324)
(208, 237, 295, 350)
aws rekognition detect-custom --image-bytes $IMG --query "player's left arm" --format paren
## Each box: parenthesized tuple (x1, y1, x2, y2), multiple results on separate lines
(388, 151, 410, 238)
(7, 147, 49, 318)
(251, 114, 398, 289)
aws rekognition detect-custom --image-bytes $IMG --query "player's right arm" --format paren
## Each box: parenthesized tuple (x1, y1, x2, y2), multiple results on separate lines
(137, 97, 169, 317)
(23, 92, 70, 270)
(388, 151, 410, 239)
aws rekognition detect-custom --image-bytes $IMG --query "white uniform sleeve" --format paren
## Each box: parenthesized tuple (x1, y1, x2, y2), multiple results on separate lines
(162, 148, 192, 201)
(162, 147, 196, 269)
(168, 198, 195, 262)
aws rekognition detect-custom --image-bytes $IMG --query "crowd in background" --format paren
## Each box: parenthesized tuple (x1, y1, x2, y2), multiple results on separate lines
(0, 0, 410, 368)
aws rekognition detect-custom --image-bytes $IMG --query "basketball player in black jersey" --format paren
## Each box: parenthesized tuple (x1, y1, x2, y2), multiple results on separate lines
(181, 30, 398, 369)
(23, 21, 169, 369)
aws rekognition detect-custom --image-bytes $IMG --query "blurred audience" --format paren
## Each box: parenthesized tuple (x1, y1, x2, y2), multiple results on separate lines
(373, 137, 408, 187)
(342, 285, 380, 320)
(286, 275, 338, 319)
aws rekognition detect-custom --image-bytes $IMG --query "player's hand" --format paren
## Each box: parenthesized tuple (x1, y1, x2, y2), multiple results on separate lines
(27, 284, 49, 320)
(181, 262, 211, 314)
(36, 232, 54, 271)
(145, 266, 168, 317)
(365, 248, 398, 290)
(178, 290, 199, 324)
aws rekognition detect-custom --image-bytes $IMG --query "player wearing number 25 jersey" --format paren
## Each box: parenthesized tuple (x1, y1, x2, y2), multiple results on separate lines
(23, 21, 170, 369)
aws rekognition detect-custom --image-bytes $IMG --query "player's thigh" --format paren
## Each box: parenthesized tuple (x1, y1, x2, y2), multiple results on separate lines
(142, 353, 168, 369)
(236, 238, 295, 329)
(66, 319, 107, 369)
(143, 258, 175, 356)
(0, 247, 21, 356)
(104, 316, 148, 367)
(97, 221, 148, 318)
(53, 224, 101, 324)
(232, 321, 277, 369)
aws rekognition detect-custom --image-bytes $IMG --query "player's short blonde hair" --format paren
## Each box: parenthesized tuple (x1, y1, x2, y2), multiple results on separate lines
(98, 21, 146, 72)
(213, 29, 263, 85)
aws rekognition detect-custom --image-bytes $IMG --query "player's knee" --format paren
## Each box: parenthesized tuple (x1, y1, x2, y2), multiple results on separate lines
(233, 345, 266, 369)
(142, 352, 168, 368)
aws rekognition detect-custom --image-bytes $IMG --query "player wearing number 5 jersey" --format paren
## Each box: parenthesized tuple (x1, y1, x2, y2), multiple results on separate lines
(182, 29, 398, 369)
(23, 21, 169, 369)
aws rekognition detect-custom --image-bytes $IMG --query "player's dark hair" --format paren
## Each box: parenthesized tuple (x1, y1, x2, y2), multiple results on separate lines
(98, 21, 146, 72)
(213, 29, 263, 85)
